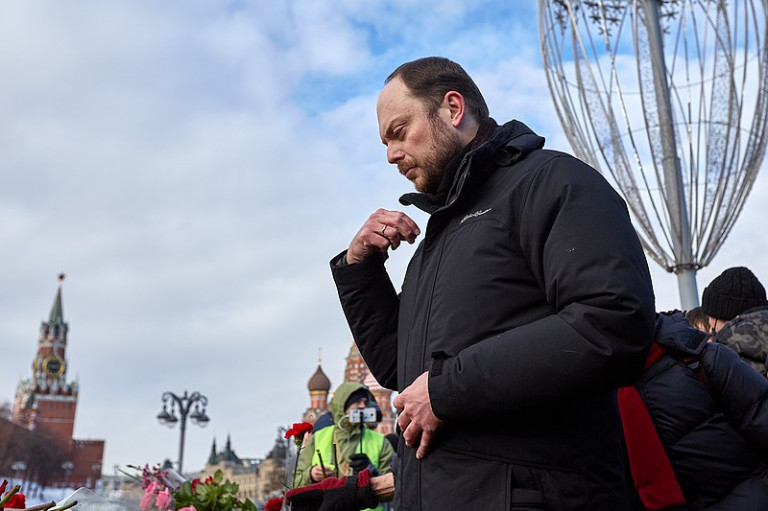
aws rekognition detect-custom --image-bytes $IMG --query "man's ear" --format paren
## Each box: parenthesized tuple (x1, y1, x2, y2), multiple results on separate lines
(442, 91, 466, 127)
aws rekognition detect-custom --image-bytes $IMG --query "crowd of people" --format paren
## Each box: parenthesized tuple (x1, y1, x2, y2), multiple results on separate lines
(284, 57, 768, 511)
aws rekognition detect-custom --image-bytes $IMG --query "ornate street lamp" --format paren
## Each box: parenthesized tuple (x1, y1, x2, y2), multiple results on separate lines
(62, 461, 74, 486)
(157, 390, 210, 474)
(11, 461, 26, 486)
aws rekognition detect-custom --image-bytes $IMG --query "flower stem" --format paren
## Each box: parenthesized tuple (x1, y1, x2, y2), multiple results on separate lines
(0, 484, 21, 506)
(51, 500, 78, 511)
(292, 445, 302, 489)
(20, 500, 57, 511)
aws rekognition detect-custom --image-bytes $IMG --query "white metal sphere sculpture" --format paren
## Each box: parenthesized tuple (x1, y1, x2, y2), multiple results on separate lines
(539, 0, 768, 308)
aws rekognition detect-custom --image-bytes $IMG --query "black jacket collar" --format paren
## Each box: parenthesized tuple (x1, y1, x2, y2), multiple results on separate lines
(399, 119, 545, 214)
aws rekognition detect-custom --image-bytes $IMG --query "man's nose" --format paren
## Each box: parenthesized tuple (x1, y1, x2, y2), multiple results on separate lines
(387, 144, 404, 164)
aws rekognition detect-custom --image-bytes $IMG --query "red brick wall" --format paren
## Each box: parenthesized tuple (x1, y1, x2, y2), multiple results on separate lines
(70, 439, 105, 488)
(33, 397, 77, 446)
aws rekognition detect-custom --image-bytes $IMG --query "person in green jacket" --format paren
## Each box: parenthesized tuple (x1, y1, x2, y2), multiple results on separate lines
(295, 382, 394, 511)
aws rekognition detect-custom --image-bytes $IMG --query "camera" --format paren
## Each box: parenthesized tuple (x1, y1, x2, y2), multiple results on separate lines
(348, 407, 381, 424)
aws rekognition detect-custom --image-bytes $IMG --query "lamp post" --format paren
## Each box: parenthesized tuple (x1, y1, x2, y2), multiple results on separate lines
(11, 461, 26, 487)
(62, 461, 74, 487)
(90, 463, 102, 489)
(157, 390, 210, 474)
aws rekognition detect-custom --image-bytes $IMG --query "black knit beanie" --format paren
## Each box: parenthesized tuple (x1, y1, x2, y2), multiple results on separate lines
(701, 266, 768, 320)
(343, 389, 371, 411)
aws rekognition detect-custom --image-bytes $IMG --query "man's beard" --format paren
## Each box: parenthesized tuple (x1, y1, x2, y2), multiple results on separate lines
(399, 116, 464, 195)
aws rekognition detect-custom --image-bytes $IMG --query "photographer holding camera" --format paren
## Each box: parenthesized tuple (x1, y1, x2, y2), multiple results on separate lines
(295, 382, 394, 511)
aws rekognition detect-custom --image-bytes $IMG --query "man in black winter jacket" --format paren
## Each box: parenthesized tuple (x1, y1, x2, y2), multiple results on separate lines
(331, 57, 656, 510)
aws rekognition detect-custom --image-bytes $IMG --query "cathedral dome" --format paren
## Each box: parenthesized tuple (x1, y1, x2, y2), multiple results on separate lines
(307, 365, 331, 392)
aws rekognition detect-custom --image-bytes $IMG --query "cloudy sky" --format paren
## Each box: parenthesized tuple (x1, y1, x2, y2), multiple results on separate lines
(2, 0, 767, 478)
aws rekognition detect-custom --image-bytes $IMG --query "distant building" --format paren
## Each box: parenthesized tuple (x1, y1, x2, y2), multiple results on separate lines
(254, 431, 288, 502)
(9, 275, 105, 488)
(363, 371, 395, 435)
(302, 360, 331, 424)
(199, 433, 287, 504)
(199, 435, 258, 502)
(343, 342, 367, 384)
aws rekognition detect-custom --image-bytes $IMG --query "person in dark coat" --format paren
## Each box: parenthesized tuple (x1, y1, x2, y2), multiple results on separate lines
(622, 311, 768, 510)
(701, 266, 768, 376)
(330, 57, 655, 510)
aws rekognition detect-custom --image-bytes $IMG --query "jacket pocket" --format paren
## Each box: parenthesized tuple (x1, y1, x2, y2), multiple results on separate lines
(414, 447, 590, 511)
(417, 448, 510, 510)
(508, 463, 589, 511)
(509, 488, 546, 510)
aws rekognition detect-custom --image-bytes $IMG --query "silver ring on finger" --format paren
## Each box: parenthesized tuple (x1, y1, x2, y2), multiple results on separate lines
(381, 225, 387, 236)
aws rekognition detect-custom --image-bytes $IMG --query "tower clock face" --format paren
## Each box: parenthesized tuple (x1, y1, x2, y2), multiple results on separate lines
(43, 355, 64, 376)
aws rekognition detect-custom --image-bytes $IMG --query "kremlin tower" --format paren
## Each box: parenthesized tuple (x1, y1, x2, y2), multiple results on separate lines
(10, 274, 104, 487)
(12, 274, 78, 441)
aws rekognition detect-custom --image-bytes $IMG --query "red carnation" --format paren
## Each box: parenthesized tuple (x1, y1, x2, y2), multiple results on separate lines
(285, 421, 314, 489)
(284, 422, 313, 446)
(264, 496, 284, 511)
(191, 478, 201, 491)
(5, 492, 26, 509)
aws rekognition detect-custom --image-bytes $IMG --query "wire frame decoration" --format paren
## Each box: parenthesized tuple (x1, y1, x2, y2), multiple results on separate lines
(539, 0, 768, 308)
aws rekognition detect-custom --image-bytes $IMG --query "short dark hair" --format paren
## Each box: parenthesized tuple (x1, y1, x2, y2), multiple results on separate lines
(386, 57, 489, 122)
(685, 306, 711, 332)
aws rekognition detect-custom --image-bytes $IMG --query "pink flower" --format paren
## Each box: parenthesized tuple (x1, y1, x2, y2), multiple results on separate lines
(139, 491, 155, 511)
(178, 506, 197, 511)
(139, 481, 162, 511)
(155, 487, 173, 510)
(146, 481, 159, 494)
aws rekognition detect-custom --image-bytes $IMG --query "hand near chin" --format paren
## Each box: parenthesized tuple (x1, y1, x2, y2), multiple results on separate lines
(346, 208, 421, 264)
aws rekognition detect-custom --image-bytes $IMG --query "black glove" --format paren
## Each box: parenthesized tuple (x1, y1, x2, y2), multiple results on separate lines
(286, 469, 378, 511)
(349, 453, 379, 476)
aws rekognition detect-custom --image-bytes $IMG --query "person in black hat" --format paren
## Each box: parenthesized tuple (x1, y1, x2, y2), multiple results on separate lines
(701, 266, 768, 375)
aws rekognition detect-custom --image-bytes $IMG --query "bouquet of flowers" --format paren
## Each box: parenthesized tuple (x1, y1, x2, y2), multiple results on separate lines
(129, 464, 257, 511)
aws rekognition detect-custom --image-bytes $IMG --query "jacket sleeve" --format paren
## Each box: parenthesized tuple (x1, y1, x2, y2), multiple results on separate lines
(331, 251, 400, 390)
(429, 155, 656, 417)
(702, 342, 768, 457)
(294, 434, 317, 488)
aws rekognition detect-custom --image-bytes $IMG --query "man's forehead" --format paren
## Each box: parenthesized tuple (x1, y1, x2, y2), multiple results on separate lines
(377, 78, 409, 115)
(377, 78, 422, 134)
